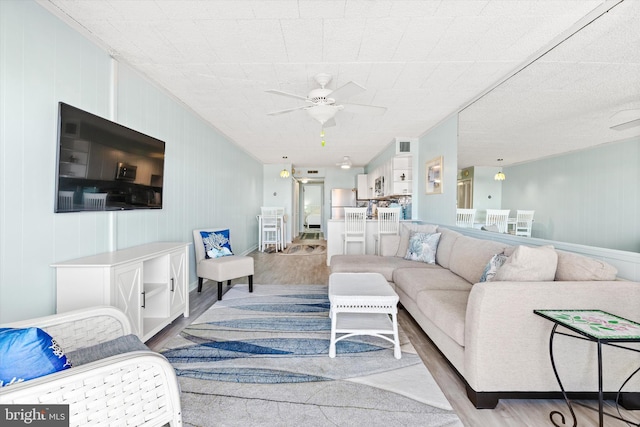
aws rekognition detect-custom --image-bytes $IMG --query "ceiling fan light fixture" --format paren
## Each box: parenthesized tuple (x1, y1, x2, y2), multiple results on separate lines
(307, 104, 340, 125)
(338, 156, 352, 169)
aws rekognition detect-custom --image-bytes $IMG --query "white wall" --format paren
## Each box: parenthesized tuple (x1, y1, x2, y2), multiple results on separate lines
(0, 0, 263, 323)
(501, 136, 640, 252)
(471, 166, 503, 223)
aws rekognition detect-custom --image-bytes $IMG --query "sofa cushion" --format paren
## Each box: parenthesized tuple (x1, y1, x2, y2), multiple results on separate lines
(448, 236, 510, 284)
(435, 227, 462, 269)
(494, 245, 558, 281)
(394, 267, 472, 301)
(396, 223, 439, 257)
(404, 232, 441, 264)
(0, 327, 72, 387)
(555, 250, 617, 281)
(330, 254, 428, 282)
(416, 290, 470, 347)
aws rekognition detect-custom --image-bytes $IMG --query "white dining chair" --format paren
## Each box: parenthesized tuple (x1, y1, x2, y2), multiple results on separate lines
(375, 207, 401, 254)
(514, 210, 535, 237)
(456, 208, 476, 228)
(83, 193, 107, 210)
(485, 209, 510, 233)
(58, 191, 75, 211)
(343, 207, 367, 254)
(260, 207, 283, 252)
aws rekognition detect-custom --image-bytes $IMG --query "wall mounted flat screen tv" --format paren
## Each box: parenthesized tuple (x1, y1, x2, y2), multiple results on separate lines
(55, 102, 165, 212)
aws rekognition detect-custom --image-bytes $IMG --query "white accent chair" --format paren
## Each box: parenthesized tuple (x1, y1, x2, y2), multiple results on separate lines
(57, 191, 74, 210)
(456, 208, 476, 228)
(485, 209, 510, 233)
(343, 207, 367, 254)
(0, 306, 183, 427)
(514, 210, 535, 237)
(83, 192, 107, 210)
(375, 207, 401, 254)
(193, 228, 254, 300)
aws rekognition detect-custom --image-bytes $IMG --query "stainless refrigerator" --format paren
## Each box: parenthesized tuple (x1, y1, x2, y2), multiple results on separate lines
(331, 188, 357, 219)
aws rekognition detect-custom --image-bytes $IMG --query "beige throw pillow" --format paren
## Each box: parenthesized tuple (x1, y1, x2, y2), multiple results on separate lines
(395, 223, 438, 257)
(554, 250, 617, 281)
(493, 245, 558, 282)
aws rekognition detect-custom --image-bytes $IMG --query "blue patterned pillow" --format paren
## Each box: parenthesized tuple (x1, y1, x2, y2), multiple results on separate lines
(200, 229, 233, 259)
(480, 253, 508, 282)
(404, 232, 441, 264)
(0, 327, 72, 387)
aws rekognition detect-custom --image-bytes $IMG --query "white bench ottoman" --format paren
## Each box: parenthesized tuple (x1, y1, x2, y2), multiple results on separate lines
(328, 272, 401, 359)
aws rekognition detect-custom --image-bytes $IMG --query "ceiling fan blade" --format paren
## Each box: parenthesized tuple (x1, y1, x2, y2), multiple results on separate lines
(330, 81, 366, 102)
(323, 117, 337, 128)
(265, 89, 308, 101)
(267, 106, 307, 116)
(342, 102, 387, 115)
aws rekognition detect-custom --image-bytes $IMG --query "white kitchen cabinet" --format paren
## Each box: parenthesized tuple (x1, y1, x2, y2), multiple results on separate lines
(356, 174, 369, 199)
(52, 242, 190, 342)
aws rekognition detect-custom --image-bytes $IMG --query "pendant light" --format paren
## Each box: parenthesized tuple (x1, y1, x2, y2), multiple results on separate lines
(494, 158, 505, 181)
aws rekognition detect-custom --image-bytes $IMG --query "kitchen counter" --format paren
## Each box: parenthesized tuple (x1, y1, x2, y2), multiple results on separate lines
(326, 219, 418, 266)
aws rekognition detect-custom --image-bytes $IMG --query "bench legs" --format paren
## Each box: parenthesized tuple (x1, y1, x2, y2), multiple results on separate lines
(197, 275, 254, 300)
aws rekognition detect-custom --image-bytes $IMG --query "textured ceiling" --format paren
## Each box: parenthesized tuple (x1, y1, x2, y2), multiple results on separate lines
(39, 0, 639, 170)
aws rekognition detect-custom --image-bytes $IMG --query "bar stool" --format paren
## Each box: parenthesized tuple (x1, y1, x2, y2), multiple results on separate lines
(343, 207, 367, 254)
(375, 207, 401, 254)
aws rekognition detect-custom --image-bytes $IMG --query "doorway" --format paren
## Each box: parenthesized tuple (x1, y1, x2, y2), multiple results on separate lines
(300, 183, 324, 234)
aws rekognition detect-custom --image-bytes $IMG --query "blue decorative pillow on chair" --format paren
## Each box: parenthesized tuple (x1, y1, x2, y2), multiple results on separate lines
(0, 327, 72, 387)
(200, 229, 234, 259)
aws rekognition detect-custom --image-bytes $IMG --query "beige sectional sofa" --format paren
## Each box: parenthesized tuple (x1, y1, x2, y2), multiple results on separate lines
(330, 224, 640, 408)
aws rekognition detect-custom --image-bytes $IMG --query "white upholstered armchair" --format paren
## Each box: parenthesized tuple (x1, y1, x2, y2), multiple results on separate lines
(0, 306, 182, 427)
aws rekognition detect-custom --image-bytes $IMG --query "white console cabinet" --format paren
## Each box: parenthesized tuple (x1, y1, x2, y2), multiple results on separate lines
(52, 242, 190, 342)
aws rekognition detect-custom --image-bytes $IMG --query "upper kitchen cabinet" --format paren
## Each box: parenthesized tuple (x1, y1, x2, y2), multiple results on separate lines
(58, 138, 90, 179)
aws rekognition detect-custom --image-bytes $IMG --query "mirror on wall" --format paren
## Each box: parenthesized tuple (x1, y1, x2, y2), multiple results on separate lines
(456, 1, 640, 248)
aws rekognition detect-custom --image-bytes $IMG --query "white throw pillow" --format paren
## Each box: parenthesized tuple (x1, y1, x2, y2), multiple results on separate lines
(479, 253, 508, 282)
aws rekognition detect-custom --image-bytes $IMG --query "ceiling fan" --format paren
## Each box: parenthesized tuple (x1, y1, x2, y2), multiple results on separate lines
(336, 156, 353, 169)
(266, 73, 386, 127)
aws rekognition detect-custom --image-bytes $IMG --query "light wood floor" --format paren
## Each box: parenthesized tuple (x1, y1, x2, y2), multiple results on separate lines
(148, 237, 640, 427)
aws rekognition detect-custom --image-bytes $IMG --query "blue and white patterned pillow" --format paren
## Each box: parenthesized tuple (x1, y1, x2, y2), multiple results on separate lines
(200, 229, 233, 259)
(0, 327, 72, 387)
(480, 253, 508, 282)
(404, 232, 441, 264)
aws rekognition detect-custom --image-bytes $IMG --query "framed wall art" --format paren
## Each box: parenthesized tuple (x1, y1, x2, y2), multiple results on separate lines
(426, 156, 443, 194)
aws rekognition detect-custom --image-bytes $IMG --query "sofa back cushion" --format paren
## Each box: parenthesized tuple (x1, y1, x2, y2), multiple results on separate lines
(448, 236, 510, 284)
(379, 235, 401, 257)
(435, 227, 462, 269)
(555, 250, 617, 281)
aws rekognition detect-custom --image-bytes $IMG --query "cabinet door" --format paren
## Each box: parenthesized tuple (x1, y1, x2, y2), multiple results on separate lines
(113, 262, 143, 338)
(169, 249, 187, 317)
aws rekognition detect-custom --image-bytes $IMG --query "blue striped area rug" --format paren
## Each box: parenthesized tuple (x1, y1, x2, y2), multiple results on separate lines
(160, 284, 462, 427)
